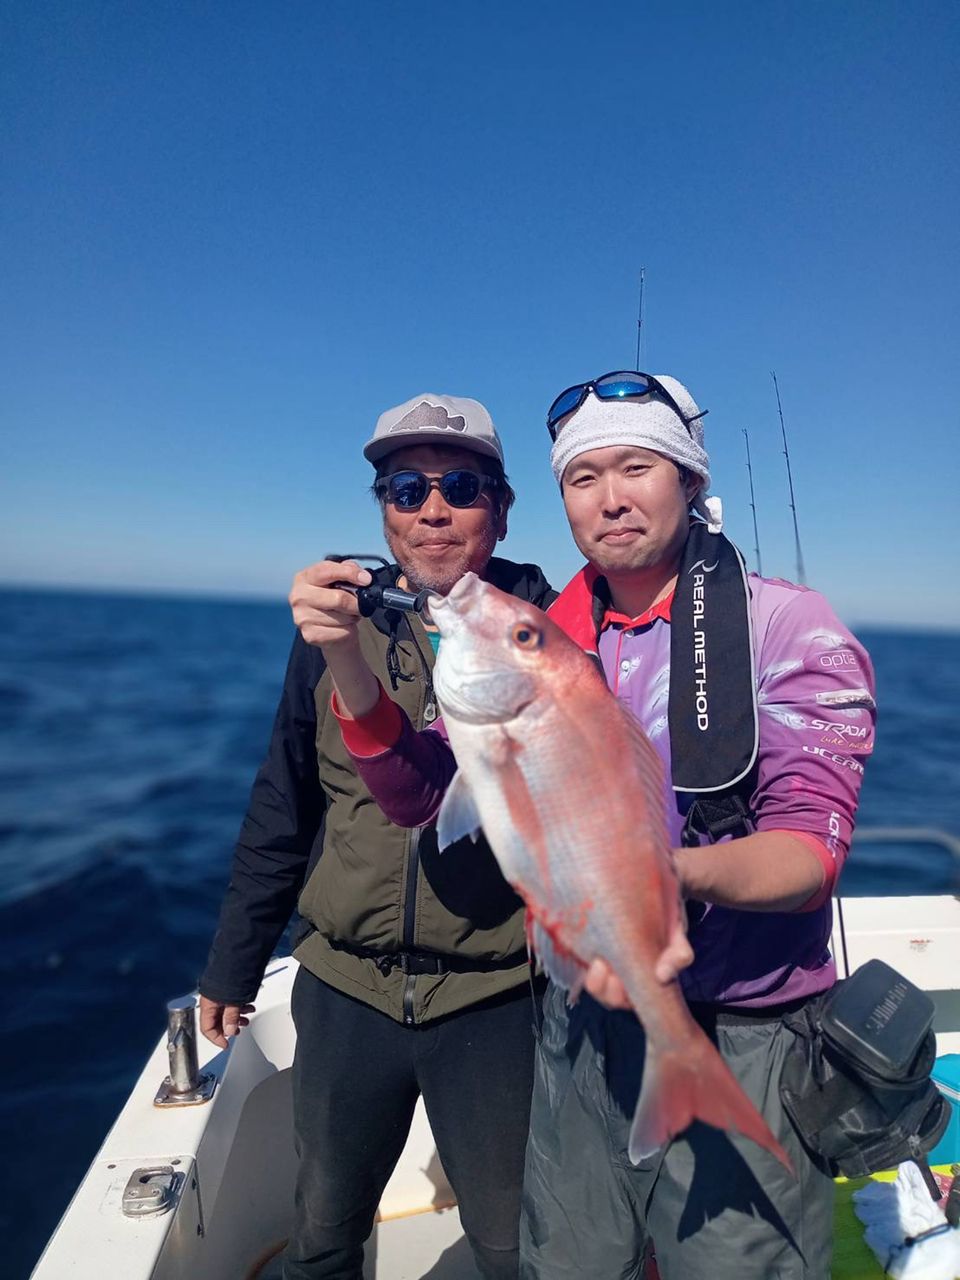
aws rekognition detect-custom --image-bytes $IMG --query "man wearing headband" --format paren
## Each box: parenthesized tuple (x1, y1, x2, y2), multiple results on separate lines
(521, 371, 876, 1278)
(199, 393, 555, 1280)
(321, 373, 875, 1279)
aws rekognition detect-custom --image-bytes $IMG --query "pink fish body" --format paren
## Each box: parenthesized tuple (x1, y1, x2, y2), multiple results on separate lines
(430, 572, 790, 1168)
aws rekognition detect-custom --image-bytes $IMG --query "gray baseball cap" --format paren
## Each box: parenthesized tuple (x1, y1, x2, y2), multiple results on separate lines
(363, 392, 505, 466)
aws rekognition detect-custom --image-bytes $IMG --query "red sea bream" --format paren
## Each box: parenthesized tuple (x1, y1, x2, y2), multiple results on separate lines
(429, 572, 791, 1167)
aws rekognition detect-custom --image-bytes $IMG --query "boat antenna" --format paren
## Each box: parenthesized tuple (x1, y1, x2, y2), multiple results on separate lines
(771, 371, 807, 586)
(635, 266, 645, 370)
(742, 428, 763, 576)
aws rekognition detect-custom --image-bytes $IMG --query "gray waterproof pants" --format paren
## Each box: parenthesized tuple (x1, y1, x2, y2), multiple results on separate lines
(520, 982, 834, 1280)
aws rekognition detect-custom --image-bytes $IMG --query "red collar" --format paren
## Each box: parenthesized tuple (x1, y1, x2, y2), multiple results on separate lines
(601, 591, 673, 631)
(547, 565, 601, 652)
(547, 565, 673, 652)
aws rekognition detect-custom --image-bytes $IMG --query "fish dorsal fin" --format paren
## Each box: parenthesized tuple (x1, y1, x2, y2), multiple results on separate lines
(436, 769, 481, 850)
(618, 706, 668, 815)
(611, 706, 670, 855)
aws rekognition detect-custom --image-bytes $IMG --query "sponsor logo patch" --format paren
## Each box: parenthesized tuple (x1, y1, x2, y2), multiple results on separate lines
(810, 718, 869, 738)
(817, 649, 860, 671)
(815, 688, 875, 710)
(802, 744, 865, 775)
(691, 570, 711, 730)
(811, 718, 872, 750)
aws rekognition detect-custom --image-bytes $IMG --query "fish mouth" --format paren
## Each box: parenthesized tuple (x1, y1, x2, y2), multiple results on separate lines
(427, 572, 484, 636)
(430, 573, 537, 723)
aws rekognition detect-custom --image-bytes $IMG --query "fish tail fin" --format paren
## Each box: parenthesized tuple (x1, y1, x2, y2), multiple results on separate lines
(628, 1031, 794, 1173)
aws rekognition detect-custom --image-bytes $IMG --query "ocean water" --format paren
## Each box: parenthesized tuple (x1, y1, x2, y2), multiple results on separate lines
(0, 587, 958, 1278)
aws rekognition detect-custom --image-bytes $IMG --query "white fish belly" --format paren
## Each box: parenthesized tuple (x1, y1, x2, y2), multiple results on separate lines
(445, 714, 656, 969)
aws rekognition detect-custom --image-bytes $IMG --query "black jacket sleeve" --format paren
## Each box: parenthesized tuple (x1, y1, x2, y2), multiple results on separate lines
(199, 632, 327, 1004)
(535, 577, 559, 609)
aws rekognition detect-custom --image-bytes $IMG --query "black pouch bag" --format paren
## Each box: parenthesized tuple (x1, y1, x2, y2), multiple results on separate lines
(779, 959, 951, 1177)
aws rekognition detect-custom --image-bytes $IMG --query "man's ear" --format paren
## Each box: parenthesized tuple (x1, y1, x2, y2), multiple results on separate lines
(496, 506, 509, 542)
(683, 470, 702, 506)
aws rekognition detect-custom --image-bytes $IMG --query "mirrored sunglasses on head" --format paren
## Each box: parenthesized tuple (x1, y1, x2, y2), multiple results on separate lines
(375, 468, 501, 511)
(546, 370, 708, 441)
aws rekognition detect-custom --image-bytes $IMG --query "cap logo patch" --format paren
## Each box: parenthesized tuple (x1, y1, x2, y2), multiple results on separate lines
(391, 401, 466, 434)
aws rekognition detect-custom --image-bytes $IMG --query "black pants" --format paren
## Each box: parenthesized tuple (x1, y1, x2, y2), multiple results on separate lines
(283, 967, 537, 1280)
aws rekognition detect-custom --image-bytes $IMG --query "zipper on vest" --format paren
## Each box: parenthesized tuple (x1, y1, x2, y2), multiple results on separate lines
(403, 615, 435, 711)
(400, 618, 434, 1027)
(402, 825, 421, 1025)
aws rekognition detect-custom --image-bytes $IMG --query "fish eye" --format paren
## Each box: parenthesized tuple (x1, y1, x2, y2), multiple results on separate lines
(512, 623, 543, 650)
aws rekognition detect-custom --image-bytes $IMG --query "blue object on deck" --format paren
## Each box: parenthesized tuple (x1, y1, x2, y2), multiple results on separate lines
(927, 1054, 960, 1165)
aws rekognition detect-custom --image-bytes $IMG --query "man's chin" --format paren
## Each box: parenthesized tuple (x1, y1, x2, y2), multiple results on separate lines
(402, 551, 471, 596)
(587, 542, 659, 575)
(390, 525, 499, 596)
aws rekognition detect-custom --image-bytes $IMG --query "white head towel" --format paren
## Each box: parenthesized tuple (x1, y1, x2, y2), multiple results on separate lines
(548, 374, 723, 532)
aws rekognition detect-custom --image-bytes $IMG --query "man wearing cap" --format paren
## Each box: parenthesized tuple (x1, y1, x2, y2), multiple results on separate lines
(328, 372, 876, 1278)
(198, 393, 554, 1280)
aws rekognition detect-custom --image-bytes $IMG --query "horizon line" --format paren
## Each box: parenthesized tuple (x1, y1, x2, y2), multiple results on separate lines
(1, 578, 959, 637)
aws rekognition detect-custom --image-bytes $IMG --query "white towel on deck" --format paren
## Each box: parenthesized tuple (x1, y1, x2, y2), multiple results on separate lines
(852, 1162, 960, 1279)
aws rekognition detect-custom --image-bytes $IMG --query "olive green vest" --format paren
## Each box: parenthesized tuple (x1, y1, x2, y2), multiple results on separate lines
(294, 611, 527, 1025)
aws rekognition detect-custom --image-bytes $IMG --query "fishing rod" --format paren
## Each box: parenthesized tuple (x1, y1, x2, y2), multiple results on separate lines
(742, 428, 763, 576)
(635, 266, 645, 370)
(771, 372, 807, 586)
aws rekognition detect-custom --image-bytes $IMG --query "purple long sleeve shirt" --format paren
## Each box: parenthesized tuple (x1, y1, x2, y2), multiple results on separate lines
(343, 573, 876, 1008)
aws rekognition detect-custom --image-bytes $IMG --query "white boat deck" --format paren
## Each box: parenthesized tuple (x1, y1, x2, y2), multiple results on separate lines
(30, 956, 480, 1279)
(32, 889, 960, 1280)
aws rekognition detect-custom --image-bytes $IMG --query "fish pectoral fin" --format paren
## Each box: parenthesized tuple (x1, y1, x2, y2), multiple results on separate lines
(530, 919, 587, 1001)
(436, 769, 482, 850)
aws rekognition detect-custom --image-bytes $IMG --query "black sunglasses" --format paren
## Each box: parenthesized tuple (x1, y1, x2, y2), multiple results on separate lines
(546, 370, 707, 441)
(374, 468, 501, 512)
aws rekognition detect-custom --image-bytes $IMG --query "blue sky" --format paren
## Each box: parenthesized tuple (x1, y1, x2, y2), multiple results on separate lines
(3, 0, 958, 628)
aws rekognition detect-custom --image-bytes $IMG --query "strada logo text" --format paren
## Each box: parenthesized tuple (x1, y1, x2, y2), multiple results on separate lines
(810, 718, 869, 739)
(809, 717, 871, 752)
(689, 562, 718, 731)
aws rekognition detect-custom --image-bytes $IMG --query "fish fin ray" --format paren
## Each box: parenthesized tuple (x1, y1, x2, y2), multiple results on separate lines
(436, 769, 482, 850)
(628, 1027, 793, 1172)
(616, 708, 671, 845)
(530, 919, 587, 1000)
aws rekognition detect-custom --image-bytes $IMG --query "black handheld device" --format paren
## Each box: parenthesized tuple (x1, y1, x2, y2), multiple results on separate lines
(327, 554, 431, 617)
